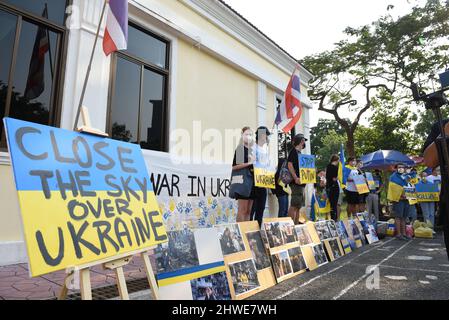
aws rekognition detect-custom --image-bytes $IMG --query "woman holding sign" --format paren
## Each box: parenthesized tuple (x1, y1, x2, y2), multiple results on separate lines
(232, 127, 256, 222)
(287, 134, 307, 224)
(343, 157, 360, 218)
(250, 126, 273, 226)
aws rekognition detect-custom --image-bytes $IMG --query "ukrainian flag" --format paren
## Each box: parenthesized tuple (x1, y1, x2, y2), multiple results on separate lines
(387, 172, 407, 202)
(311, 192, 331, 221)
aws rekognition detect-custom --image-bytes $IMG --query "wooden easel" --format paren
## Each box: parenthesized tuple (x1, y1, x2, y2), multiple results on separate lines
(58, 107, 160, 300)
(58, 249, 160, 300)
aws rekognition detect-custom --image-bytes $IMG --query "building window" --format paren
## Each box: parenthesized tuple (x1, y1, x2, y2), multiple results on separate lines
(276, 96, 296, 159)
(108, 23, 169, 152)
(0, 1, 68, 148)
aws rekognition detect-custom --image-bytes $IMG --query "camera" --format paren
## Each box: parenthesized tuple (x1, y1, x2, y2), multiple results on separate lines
(411, 70, 449, 109)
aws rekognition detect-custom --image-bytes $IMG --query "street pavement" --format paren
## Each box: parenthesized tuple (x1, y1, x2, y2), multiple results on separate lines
(250, 233, 449, 300)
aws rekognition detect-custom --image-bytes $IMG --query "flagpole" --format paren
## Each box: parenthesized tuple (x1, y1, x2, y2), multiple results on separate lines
(73, 0, 108, 131)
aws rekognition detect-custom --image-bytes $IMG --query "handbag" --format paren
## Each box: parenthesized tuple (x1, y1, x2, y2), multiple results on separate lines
(229, 167, 254, 199)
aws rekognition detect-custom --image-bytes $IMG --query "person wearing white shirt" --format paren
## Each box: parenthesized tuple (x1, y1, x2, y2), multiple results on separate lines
(250, 126, 272, 226)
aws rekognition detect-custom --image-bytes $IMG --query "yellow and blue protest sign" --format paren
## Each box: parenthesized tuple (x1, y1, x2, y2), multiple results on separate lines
(353, 174, 369, 194)
(415, 182, 440, 202)
(365, 172, 376, 191)
(298, 154, 316, 184)
(3, 118, 168, 277)
(253, 161, 276, 189)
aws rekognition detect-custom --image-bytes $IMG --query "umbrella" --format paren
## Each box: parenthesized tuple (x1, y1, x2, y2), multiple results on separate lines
(360, 150, 415, 170)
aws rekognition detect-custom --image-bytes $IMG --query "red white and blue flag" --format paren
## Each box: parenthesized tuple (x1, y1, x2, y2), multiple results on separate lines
(103, 0, 128, 56)
(275, 65, 303, 133)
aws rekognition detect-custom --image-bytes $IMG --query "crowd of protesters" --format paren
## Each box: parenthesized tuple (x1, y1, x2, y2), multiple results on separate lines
(231, 127, 441, 238)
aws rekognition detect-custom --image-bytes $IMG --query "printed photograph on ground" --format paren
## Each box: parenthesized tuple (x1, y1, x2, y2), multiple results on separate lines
(216, 224, 246, 255)
(228, 259, 260, 296)
(191, 272, 231, 300)
(246, 231, 272, 271)
(154, 229, 199, 273)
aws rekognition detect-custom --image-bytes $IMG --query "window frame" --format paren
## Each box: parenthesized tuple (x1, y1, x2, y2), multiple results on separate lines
(106, 20, 171, 152)
(0, 0, 70, 150)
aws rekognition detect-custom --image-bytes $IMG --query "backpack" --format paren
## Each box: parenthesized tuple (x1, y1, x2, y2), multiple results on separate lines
(279, 159, 293, 185)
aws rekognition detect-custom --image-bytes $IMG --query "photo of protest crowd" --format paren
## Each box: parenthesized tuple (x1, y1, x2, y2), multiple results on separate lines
(216, 224, 246, 255)
(154, 228, 199, 274)
(228, 259, 260, 296)
(191, 272, 231, 300)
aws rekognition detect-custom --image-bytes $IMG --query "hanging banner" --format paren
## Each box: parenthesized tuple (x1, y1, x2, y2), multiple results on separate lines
(415, 182, 440, 202)
(365, 172, 376, 191)
(253, 161, 276, 189)
(4, 118, 168, 277)
(298, 154, 316, 184)
(353, 174, 369, 194)
(143, 151, 238, 231)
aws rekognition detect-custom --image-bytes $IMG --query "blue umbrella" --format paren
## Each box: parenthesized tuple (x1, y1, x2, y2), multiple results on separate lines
(361, 150, 415, 170)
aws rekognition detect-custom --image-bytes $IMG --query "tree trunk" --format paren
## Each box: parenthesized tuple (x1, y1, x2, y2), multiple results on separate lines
(346, 130, 356, 158)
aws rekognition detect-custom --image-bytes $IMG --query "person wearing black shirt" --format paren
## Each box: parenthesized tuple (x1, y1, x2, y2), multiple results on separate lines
(287, 134, 307, 224)
(423, 119, 449, 259)
(272, 159, 289, 217)
(326, 155, 340, 221)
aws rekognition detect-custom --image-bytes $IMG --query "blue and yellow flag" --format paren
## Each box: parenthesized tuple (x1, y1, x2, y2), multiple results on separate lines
(387, 172, 407, 202)
(310, 192, 331, 221)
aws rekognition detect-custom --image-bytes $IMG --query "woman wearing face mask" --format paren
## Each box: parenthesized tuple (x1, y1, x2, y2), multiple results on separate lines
(343, 157, 360, 218)
(287, 134, 308, 224)
(326, 155, 340, 221)
(387, 164, 411, 240)
(250, 126, 272, 226)
(405, 166, 418, 224)
(232, 127, 255, 222)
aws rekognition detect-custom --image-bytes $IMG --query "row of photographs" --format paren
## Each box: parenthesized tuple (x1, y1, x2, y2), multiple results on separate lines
(262, 221, 317, 248)
(193, 233, 347, 298)
(154, 218, 376, 275)
(154, 224, 272, 275)
(154, 217, 378, 298)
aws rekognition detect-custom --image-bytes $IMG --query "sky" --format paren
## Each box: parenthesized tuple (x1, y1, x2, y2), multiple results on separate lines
(223, 0, 424, 127)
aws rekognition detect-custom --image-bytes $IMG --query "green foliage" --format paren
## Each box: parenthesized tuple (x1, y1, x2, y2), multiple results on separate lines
(414, 107, 449, 145)
(301, 0, 449, 157)
(355, 99, 418, 155)
(314, 130, 347, 171)
(310, 119, 345, 156)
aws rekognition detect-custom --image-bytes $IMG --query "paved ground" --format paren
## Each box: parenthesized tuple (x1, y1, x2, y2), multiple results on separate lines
(2, 234, 449, 300)
(251, 233, 449, 300)
(0, 255, 150, 300)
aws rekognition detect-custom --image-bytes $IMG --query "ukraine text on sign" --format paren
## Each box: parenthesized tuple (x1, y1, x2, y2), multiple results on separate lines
(253, 161, 276, 189)
(4, 118, 168, 277)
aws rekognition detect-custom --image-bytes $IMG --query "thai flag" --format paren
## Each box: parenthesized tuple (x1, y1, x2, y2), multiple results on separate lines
(103, 0, 128, 56)
(275, 65, 303, 133)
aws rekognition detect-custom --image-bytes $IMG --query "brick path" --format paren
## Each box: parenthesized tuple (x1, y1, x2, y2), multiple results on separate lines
(0, 255, 150, 300)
